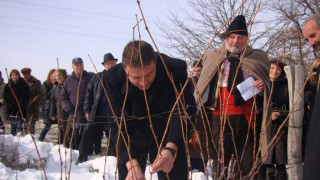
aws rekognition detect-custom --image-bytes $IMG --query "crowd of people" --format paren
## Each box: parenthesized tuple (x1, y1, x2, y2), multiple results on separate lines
(0, 14, 319, 180)
(0, 53, 119, 165)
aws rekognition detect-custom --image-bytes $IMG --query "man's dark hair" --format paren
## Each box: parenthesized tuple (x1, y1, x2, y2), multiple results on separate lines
(192, 60, 203, 68)
(122, 40, 155, 67)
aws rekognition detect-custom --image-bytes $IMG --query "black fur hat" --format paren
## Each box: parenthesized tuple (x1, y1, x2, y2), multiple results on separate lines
(221, 15, 248, 38)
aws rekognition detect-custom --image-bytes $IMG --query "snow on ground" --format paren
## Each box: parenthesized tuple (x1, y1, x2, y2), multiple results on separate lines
(0, 134, 212, 180)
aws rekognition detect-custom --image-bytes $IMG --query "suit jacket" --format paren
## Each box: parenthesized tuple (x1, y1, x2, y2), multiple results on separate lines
(103, 53, 196, 166)
(304, 89, 320, 180)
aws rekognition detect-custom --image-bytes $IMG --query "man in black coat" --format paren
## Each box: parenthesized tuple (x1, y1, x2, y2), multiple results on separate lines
(103, 40, 196, 180)
(302, 14, 320, 180)
(77, 53, 118, 164)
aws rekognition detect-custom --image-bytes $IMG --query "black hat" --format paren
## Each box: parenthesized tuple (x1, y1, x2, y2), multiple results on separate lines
(72, 57, 83, 64)
(222, 15, 248, 38)
(102, 53, 118, 65)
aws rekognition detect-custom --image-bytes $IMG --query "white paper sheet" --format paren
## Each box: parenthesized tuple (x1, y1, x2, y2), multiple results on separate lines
(236, 77, 262, 101)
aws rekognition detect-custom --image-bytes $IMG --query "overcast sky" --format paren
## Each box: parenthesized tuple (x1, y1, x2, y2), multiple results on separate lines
(0, 0, 188, 82)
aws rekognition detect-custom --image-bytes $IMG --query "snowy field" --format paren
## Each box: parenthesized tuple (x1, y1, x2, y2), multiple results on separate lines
(0, 134, 211, 180)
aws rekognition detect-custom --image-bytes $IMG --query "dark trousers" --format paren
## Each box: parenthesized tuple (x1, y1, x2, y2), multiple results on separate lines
(93, 128, 103, 154)
(118, 149, 188, 180)
(211, 114, 254, 177)
(57, 118, 67, 145)
(29, 104, 40, 134)
(39, 119, 53, 141)
(11, 119, 23, 136)
(78, 123, 116, 162)
(259, 164, 287, 180)
(70, 127, 83, 150)
(78, 123, 102, 161)
(0, 116, 5, 133)
(190, 157, 208, 172)
(65, 123, 84, 150)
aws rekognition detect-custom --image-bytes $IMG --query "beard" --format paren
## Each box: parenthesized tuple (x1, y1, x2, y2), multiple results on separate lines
(226, 42, 246, 55)
(314, 41, 320, 58)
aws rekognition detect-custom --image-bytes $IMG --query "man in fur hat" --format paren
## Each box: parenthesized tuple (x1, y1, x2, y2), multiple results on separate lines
(195, 15, 270, 177)
(21, 67, 43, 134)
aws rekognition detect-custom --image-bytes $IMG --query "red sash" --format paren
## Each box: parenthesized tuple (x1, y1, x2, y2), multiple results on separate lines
(213, 87, 255, 127)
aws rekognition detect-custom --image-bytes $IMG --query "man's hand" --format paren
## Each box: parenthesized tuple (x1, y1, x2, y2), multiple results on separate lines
(125, 165, 145, 180)
(51, 117, 56, 121)
(271, 112, 280, 120)
(150, 149, 175, 174)
(85, 113, 90, 120)
(253, 80, 264, 91)
(151, 143, 177, 174)
(125, 159, 145, 180)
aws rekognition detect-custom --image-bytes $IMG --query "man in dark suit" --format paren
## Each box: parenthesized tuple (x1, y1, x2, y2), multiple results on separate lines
(103, 40, 196, 180)
(77, 53, 118, 164)
(302, 14, 320, 180)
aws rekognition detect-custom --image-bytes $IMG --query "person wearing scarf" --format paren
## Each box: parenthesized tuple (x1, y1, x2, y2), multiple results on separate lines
(194, 15, 270, 178)
(259, 59, 289, 179)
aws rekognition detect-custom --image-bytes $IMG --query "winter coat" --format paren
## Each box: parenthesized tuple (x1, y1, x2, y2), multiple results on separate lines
(43, 80, 53, 120)
(0, 77, 6, 121)
(49, 83, 68, 120)
(25, 76, 42, 119)
(84, 70, 109, 123)
(267, 74, 289, 164)
(3, 77, 30, 118)
(27, 76, 43, 107)
(60, 71, 94, 126)
(103, 53, 196, 167)
(304, 88, 320, 180)
(195, 42, 271, 161)
(304, 80, 318, 134)
(270, 75, 289, 123)
(195, 42, 270, 106)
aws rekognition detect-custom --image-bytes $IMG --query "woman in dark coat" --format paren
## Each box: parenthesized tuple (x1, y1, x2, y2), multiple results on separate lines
(39, 69, 56, 141)
(4, 69, 30, 136)
(49, 69, 68, 145)
(260, 59, 289, 180)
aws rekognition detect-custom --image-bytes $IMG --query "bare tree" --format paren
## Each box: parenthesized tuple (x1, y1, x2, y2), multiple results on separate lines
(158, 0, 320, 66)
(157, 0, 262, 62)
(263, 0, 319, 65)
